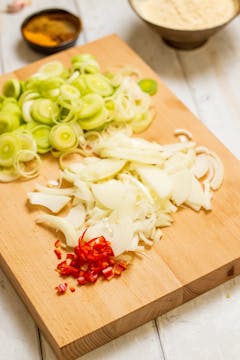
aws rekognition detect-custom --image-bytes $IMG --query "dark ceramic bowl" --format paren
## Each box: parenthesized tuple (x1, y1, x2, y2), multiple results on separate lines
(128, 0, 239, 50)
(21, 8, 81, 54)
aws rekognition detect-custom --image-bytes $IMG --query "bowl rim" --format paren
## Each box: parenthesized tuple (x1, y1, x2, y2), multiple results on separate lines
(128, 0, 239, 33)
(21, 8, 82, 50)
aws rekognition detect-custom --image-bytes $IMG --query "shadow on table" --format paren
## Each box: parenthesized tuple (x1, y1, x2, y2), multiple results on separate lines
(15, 39, 43, 65)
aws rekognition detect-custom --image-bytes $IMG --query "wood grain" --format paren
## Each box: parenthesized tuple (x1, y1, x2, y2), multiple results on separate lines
(0, 34, 240, 360)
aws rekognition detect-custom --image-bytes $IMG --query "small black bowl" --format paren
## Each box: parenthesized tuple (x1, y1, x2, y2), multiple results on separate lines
(21, 8, 82, 54)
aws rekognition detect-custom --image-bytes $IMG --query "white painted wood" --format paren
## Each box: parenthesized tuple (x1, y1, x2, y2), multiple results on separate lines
(157, 278, 240, 360)
(0, 269, 41, 360)
(1, 0, 240, 360)
(177, 17, 240, 158)
(42, 321, 164, 360)
(0, 2, 41, 359)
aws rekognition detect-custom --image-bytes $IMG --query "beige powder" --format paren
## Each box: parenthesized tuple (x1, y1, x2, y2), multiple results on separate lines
(132, 0, 239, 30)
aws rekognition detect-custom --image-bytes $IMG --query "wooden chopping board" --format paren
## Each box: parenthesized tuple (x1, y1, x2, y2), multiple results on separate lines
(0, 35, 240, 360)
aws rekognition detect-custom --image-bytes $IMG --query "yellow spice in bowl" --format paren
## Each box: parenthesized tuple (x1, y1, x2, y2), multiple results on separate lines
(132, 0, 239, 30)
(23, 14, 77, 47)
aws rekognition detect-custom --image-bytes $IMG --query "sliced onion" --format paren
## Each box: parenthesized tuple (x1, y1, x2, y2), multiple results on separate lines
(28, 192, 71, 213)
(36, 214, 78, 247)
(196, 146, 224, 190)
(192, 154, 209, 179)
(34, 183, 75, 196)
(174, 128, 193, 142)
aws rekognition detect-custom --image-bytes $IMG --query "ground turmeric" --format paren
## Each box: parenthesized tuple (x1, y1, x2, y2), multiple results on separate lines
(23, 14, 77, 47)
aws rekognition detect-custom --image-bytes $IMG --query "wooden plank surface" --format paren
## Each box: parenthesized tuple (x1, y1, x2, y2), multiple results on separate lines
(1, 1, 240, 360)
(0, 33, 240, 360)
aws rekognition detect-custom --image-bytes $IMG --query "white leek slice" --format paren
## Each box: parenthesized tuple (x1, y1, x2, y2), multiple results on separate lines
(135, 165, 172, 199)
(185, 176, 205, 211)
(47, 179, 59, 187)
(170, 169, 192, 206)
(28, 192, 71, 213)
(92, 180, 136, 215)
(36, 214, 78, 247)
(166, 150, 195, 174)
(174, 128, 193, 140)
(160, 141, 196, 158)
(63, 203, 86, 229)
(196, 147, 224, 190)
(192, 154, 209, 179)
(118, 173, 154, 204)
(151, 228, 163, 243)
(71, 178, 94, 208)
(110, 216, 135, 256)
(38, 61, 64, 78)
(82, 219, 135, 256)
(22, 100, 34, 122)
(206, 154, 224, 190)
(86, 207, 110, 225)
(34, 183, 75, 196)
(158, 199, 177, 214)
(202, 181, 212, 211)
(67, 158, 126, 181)
(61, 170, 77, 184)
(99, 147, 164, 165)
(156, 213, 173, 227)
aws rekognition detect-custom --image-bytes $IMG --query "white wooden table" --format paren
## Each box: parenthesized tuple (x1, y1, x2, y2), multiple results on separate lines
(0, 1, 240, 359)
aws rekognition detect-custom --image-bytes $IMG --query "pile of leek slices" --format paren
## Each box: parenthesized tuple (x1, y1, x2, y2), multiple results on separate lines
(0, 54, 156, 182)
(28, 127, 224, 256)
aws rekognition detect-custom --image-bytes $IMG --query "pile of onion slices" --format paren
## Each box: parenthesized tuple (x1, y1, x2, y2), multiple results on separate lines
(27, 126, 224, 287)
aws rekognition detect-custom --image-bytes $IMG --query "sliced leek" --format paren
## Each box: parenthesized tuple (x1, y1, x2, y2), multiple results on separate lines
(0, 53, 159, 182)
(16, 130, 37, 154)
(37, 61, 65, 78)
(3, 79, 22, 99)
(78, 107, 110, 130)
(32, 125, 51, 154)
(0, 112, 20, 134)
(49, 124, 78, 151)
(85, 74, 113, 97)
(138, 79, 158, 96)
(79, 93, 104, 119)
(0, 133, 20, 167)
(31, 99, 59, 125)
(14, 150, 41, 179)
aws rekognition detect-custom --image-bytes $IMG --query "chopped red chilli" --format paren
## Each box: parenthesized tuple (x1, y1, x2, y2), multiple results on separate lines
(54, 249, 62, 259)
(56, 231, 127, 289)
(55, 282, 68, 295)
(55, 240, 61, 248)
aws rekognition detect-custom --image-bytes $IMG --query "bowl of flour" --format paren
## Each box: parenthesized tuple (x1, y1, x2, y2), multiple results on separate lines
(129, 0, 239, 49)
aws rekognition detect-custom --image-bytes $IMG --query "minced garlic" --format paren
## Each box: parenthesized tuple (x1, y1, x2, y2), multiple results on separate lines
(132, 0, 239, 30)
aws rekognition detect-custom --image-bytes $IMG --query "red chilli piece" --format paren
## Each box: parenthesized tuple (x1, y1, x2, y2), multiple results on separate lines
(102, 266, 114, 280)
(77, 275, 88, 285)
(55, 282, 68, 295)
(54, 249, 62, 260)
(70, 286, 76, 293)
(85, 271, 98, 283)
(55, 240, 61, 248)
(114, 261, 127, 276)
